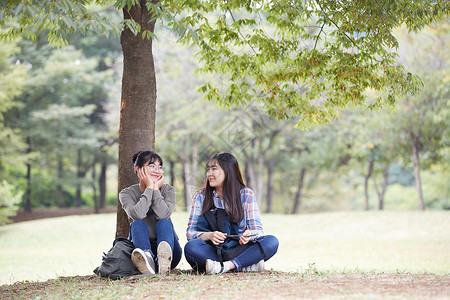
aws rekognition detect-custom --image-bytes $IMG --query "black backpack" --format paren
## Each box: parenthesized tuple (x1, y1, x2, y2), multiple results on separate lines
(197, 209, 266, 265)
(94, 238, 140, 280)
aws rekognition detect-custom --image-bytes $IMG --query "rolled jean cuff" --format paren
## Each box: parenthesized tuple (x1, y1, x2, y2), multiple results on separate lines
(231, 258, 240, 270)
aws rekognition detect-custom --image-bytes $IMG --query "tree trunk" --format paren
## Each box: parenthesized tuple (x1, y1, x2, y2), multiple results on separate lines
(75, 149, 84, 208)
(266, 160, 274, 213)
(24, 137, 32, 212)
(373, 164, 390, 210)
(245, 142, 256, 190)
(410, 132, 425, 210)
(292, 168, 306, 214)
(182, 164, 191, 211)
(244, 159, 251, 187)
(99, 159, 107, 209)
(192, 140, 199, 187)
(363, 161, 374, 211)
(92, 161, 100, 214)
(116, 1, 157, 238)
(57, 158, 65, 208)
(182, 139, 193, 211)
(255, 152, 264, 207)
(169, 159, 175, 187)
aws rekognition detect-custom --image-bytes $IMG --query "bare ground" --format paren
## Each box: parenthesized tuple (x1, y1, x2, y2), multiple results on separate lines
(1, 271, 449, 299)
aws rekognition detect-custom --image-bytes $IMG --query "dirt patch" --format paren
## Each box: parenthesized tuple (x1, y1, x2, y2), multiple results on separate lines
(10, 207, 117, 223)
(1, 271, 449, 299)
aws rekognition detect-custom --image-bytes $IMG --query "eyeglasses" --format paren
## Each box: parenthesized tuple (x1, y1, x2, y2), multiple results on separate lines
(147, 163, 164, 172)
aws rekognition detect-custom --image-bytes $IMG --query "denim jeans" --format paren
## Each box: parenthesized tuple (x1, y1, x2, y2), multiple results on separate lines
(129, 218, 182, 269)
(184, 235, 279, 271)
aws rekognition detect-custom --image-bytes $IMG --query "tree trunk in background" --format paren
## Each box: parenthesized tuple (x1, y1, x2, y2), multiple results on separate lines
(116, 1, 157, 238)
(266, 160, 274, 213)
(57, 158, 65, 208)
(363, 161, 374, 210)
(75, 149, 86, 208)
(191, 140, 199, 188)
(24, 137, 32, 212)
(99, 160, 107, 209)
(410, 131, 425, 210)
(169, 160, 175, 187)
(245, 142, 256, 191)
(292, 168, 306, 214)
(182, 161, 191, 211)
(182, 139, 194, 211)
(373, 164, 390, 210)
(244, 159, 252, 187)
(92, 161, 100, 214)
(255, 152, 264, 207)
(75, 186, 82, 208)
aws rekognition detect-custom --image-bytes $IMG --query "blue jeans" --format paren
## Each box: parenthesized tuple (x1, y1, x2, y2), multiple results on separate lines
(184, 235, 279, 271)
(129, 218, 182, 269)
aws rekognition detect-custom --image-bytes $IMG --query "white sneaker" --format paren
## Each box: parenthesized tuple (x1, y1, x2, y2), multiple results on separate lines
(205, 259, 224, 275)
(241, 260, 264, 272)
(157, 241, 172, 276)
(131, 248, 155, 275)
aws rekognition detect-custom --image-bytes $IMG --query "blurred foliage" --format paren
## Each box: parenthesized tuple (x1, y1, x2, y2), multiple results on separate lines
(0, 6, 448, 215)
(0, 180, 22, 225)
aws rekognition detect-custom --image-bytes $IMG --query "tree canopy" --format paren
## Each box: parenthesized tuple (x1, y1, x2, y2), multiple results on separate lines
(1, 0, 448, 235)
(2, 1, 448, 127)
(154, 0, 448, 127)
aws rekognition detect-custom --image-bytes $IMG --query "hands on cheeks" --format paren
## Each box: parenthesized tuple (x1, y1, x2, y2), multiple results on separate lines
(137, 167, 164, 190)
(154, 175, 165, 189)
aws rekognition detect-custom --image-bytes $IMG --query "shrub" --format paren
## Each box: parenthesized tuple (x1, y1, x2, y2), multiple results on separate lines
(0, 180, 22, 225)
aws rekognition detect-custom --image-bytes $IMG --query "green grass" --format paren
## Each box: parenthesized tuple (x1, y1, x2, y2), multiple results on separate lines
(0, 211, 449, 285)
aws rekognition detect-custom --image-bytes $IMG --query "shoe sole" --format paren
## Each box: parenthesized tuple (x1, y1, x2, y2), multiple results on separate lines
(157, 241, 172, 276)
(131, 249, 155, 275)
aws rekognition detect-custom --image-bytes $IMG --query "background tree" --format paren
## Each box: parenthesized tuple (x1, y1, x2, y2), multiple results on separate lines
(0, 38, 26, 179)
(0, 38, 26, 218)
(1, 1, 447, 235)
(387, 23, 449, 210)
(3, 35, 118, 211)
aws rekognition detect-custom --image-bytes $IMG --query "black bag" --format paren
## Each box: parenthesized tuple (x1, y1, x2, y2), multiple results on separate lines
(93, 237, 140, 280)
(198, 209, 266, 264)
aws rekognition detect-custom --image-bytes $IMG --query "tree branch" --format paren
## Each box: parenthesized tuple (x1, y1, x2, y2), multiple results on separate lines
(227, 9, 258, 55)
(314, 23, 325, 50)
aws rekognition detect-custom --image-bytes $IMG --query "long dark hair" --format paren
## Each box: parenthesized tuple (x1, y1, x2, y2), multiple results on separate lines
(201, 152, 246, 223)
(132, 151, 163, 171)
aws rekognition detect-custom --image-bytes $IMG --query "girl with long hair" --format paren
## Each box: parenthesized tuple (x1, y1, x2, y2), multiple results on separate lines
(119, 151, 182, 276)
(184, 152, 279, 274)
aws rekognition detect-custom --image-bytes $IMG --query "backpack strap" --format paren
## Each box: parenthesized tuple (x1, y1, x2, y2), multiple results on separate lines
(216, 245, 225, 272)
(203, 210, 219, 231)
(203, 209, 227, 268)
(215, 209, 228, 233)
(254, 239, 267, 259)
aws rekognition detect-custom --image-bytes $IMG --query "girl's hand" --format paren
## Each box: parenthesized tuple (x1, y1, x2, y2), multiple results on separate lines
(239, 229, 252, 245)
(137, 167, 155, 190)
(154, 175, 165, 189)
(207, 231, 227, 245)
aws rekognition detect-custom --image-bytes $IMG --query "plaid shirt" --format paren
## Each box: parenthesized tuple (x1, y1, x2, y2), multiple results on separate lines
(186, 187, 264, 240)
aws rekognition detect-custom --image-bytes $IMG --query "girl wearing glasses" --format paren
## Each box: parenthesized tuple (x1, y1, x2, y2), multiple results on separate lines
(184, 152, 279, 274)
(119, 151, 182, 276)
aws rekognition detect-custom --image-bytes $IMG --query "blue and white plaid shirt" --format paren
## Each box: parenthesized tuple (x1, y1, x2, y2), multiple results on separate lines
(186, 187, 264, 240)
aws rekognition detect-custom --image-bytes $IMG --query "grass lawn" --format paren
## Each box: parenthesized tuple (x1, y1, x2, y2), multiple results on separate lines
(0, 210, 449, 285)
